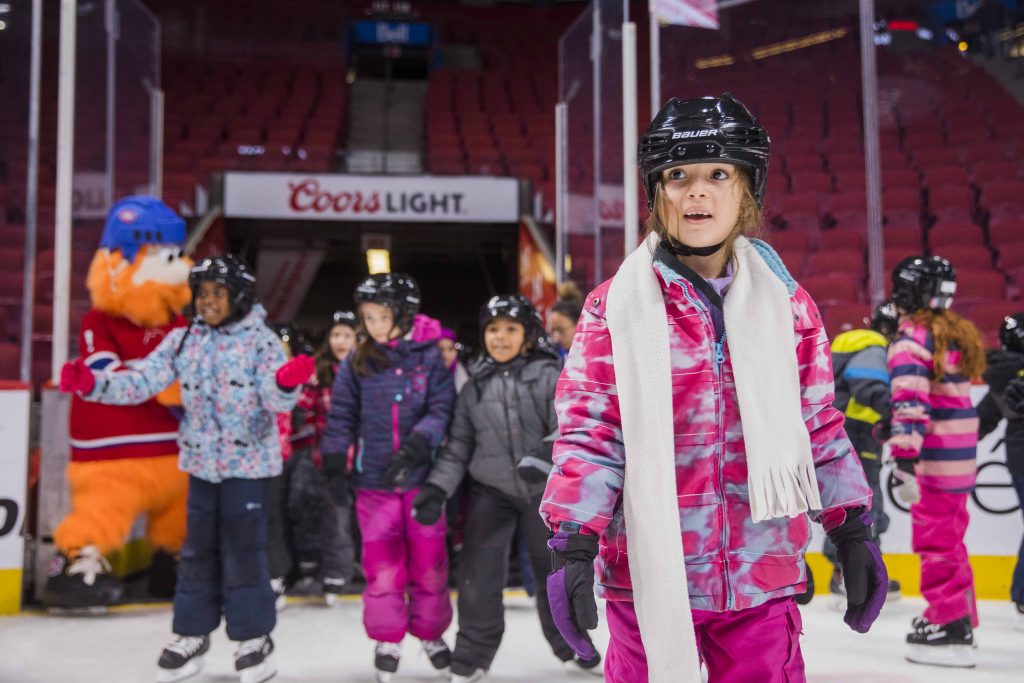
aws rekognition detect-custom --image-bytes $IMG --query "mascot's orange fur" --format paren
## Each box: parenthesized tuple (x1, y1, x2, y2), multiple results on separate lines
(44, 196, 194, 609)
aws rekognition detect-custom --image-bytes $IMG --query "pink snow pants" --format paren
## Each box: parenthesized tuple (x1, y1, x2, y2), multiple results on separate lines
(912, 485, 978, 627)
(355, 488, 453, 642)
(604, 597, 805, 683)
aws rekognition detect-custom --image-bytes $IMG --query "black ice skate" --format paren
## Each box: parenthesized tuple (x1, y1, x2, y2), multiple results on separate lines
(421, 638, 451, 672)
(886, 578, 902, 602)
(322, 576, 347, 606)
(1015, 602, 1024, 632)
(42, 545, 125, 612)
(234, 634, 277, 683)
(566, 651, 603, 677)
(157, 634, 209, 683)
(374, 641, 402, 682)
(905, 616, 976, 668)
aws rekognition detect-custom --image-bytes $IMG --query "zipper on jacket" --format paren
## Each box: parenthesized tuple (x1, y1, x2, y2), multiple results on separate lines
(678, 281, 733, 611)
(714, 333, 733, 610)
(391, 397, 401, 452)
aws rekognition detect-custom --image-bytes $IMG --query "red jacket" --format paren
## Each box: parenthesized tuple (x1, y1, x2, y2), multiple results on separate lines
(69, 309, 185, 462)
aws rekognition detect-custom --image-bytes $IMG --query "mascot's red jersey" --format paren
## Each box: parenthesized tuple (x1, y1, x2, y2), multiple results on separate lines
(70, 310, 187, 462)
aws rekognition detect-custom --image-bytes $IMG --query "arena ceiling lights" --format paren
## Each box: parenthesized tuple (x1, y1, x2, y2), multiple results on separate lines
(694, 27, 848, 69)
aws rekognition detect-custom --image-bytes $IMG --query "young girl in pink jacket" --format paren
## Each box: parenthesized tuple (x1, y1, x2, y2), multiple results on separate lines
(540, 94, 888, 683)
(886, 256, 986, 668)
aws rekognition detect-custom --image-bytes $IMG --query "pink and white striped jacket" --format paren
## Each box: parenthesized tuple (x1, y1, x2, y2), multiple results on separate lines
(887, 319, 978, 493)
(540, 250, 871, 612)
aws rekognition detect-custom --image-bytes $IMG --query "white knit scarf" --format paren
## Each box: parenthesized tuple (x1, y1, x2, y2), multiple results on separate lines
(604, 233, 821, 683)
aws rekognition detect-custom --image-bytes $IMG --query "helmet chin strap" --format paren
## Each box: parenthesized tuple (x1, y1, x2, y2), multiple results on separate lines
(659, 237, 726, 258)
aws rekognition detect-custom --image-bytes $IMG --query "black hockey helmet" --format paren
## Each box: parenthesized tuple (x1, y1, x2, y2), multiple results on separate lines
(188, 253, 257, 321)
(638, 93, 771, 210)
(891, 256, 957, 312)
(478, 294, 542, 344)
(330, 310, 357, 330)
(353, 273, 421, 334)
(868, 300, 899, 339)
(999, 313, 1024, 353)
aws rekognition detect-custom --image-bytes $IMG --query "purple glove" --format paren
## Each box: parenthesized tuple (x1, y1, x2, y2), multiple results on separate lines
(547, 530, 598, 660)
(827, 507, 888, 633)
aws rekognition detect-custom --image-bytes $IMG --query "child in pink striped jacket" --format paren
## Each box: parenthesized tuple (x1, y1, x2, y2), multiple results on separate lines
(887, 255, 987, 668)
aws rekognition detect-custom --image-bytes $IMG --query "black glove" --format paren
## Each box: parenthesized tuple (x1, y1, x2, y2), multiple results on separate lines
(411, 484, 447, 525)
(870, 419, 892, 444)
(547, 530, 599, 659)
(826, 507, 888, 633)
(322, 451, 352, 507)
(516, 439, 555, 484)
(383, 432, 432, 487)
(1006, 376, 1024, 413)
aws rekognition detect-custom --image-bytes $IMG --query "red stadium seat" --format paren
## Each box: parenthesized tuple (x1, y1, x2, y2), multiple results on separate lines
(954, 270, 1006, 302)
(774, 250, 807, 278)
(806, 250, 864, 277)
(824, 303, 871, 338)
(989, 220, 1024, 245)
(765, 231, 811, 253)
(883, 227, 922, 250)
(800, 275, 862, 305)
(928, 224, 985, 249)
(967, 302, 1016, 340)
(936, 245, 993, 270)
(979, 181, 1024, 211)
(819, 230, 865, 251)
(997, 241, 1024, 270)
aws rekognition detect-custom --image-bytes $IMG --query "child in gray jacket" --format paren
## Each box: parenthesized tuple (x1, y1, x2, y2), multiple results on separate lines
(412, 295, 600, 681)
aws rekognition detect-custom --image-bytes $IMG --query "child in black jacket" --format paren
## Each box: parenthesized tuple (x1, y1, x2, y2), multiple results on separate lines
(976, 312, 1024, 629)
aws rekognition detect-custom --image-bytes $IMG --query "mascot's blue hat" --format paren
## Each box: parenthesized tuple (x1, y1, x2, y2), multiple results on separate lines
(99, 195, 186, 261)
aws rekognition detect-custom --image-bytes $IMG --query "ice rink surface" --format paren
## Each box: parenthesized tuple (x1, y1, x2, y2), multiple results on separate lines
(1, 593, 1021, 682)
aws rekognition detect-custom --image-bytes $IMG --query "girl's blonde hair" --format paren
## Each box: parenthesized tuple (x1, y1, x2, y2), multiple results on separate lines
(642, 166, 763, 266)
(906, 309, 986, 380)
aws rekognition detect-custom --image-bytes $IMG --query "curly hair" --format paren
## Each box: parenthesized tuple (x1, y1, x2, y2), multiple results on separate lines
(907, 309, 986, 380)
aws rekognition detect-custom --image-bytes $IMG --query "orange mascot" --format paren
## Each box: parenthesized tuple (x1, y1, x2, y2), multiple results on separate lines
(43, 196, 192, 610)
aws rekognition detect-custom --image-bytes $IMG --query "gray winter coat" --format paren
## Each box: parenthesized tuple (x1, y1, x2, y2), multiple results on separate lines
(426, 350, 561, 502)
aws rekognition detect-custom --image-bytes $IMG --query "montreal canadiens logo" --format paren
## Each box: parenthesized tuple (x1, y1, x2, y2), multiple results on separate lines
(117, 208, 140, 224)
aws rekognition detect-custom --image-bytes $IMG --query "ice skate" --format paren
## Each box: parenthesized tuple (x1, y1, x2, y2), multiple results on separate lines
(827, 567, 846, 612)
(270, 576, 287, 612)
(42, 545, 125, 612)
(156, 634, 209, 682)
(421, 637, 451, 673)
(885, 578, 901, 602)
(1015, 602, 1024, 632)
(374, 641, 402, 682)
(905, 616, 976, 668)
(322, 576, 347, 606)
(234, 634, 276, 683)
(565, 651, 602, 676)
(450, 660, 486, 682)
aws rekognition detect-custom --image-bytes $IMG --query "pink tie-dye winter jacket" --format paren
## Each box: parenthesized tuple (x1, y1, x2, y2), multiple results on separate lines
(540, 251, 872, 612)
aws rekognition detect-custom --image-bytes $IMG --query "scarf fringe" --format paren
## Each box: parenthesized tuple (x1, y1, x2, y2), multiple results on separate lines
(749, 461, 824, 523)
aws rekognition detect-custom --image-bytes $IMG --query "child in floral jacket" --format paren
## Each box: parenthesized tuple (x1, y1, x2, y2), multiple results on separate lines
(60, 254, 313, 683)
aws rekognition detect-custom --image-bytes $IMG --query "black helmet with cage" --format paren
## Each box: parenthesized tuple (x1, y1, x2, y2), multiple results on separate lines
(891, 256, 957, 312)
(637, 93, 771, 211)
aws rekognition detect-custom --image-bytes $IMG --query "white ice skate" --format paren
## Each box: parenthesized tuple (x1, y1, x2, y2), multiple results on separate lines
(270, 577, 287, 612)
(234, 635, 276, 683)
(156, 634, 209, 682)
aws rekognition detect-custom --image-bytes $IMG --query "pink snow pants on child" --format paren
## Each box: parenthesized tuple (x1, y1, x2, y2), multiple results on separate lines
(355, 488, 453, 642)
(912, 485, 978, 627)
(604, 597, 805, 683)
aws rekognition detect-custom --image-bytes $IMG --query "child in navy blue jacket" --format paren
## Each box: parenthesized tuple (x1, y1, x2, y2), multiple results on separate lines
(321, 273, 456, 682)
